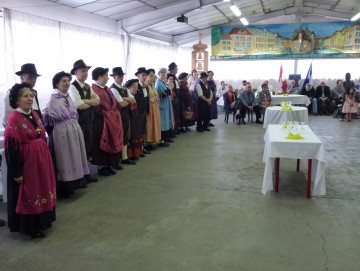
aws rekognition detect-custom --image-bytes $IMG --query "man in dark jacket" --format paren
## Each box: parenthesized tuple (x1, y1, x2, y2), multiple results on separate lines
(315, 80, 331, 115)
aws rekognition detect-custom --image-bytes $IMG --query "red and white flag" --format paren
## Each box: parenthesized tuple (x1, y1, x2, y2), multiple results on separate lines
(278, 65, 287, 92)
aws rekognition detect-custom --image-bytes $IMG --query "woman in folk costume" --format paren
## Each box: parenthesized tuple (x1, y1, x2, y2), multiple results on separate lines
(126, 79, 145, 159)
(207, 71, 218, 126)
(155, 68, 174, 144)
(42, 71, 89, 197)
(178, 72, 195, 132)
(109, 67, 136, 166)
(91, 67, 123, 176)
(145, 68, 167, 148)
(5, 83, 56, 238)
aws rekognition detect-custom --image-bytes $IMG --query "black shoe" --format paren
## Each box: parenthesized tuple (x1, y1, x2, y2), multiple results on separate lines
(122, 159, 136, 165)
(106, 167, 116, 175)
(31, 231, 45, 239)
(196, 128, 204, 132)
(98, 167, 110, 176)
(178, 128, 186, 133)
(241, 120, 246, 125)
(185, 127, 191, 132)
(175, 130, 181, 135)
(86, 174, 98, 183)
(145, 145, 156, 151)
(325, 112, 329, 116)
(158, 142, 170, 147)
(130, 157, 139, 160)
(256, 119, 263, 124)
(143, 149, 151, 155)
(165, 138, 174, 143)
(0, 219, 6, 227)
(204, 128, 211, 131)
(208, 123, 215, 127)
(140, 154, 146, 157)
(113, 165, 124, 170)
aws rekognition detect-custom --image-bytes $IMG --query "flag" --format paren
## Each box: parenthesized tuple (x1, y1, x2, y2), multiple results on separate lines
(302, 63, 313, 89)
(278, 65, 287, 92)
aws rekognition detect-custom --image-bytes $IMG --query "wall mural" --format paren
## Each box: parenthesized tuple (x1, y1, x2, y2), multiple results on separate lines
(211, 21, 360, 60)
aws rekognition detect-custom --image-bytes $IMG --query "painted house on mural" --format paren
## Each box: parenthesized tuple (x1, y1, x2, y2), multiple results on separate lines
(290, 28, 315, 54)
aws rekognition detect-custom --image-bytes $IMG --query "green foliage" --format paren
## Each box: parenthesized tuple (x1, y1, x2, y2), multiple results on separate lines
(211, 27, 222, 46)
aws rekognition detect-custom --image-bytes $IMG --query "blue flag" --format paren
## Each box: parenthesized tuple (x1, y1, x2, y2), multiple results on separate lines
(302, 63, 312, 89)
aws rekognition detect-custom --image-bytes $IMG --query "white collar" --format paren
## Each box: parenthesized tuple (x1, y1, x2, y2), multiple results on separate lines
(114, 82, 123, 88)
(95, 81, 106, 89)
(16, 108, 32, 115)
(55, 89, 69, 97)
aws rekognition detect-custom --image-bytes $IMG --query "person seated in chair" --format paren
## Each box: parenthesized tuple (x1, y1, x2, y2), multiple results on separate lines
(315, 80, 331, 115)
(333, 79, 344, 106)
(235, 82, 262, 124)
(300, 83, 317, 115)
(257, 83, 272, 115)
(223, 84, 237, 123)
(286, 80, 299, 94)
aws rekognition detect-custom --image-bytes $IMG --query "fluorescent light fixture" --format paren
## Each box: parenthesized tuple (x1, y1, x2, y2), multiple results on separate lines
(230, 4, 241, 17)
(240, 17, 249, 25)
(351, 12, 360, 21)
(223, 0, 230, 2)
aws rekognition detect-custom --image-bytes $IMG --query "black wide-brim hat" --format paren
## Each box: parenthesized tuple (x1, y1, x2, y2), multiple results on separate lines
(110, 67, 126, 77)
(125, 79, 139, 88)
(168, 62, 177, 70)
(71, 59, 92, 75)
(15, 63, 41, 77)
(135, 67, 148, 76)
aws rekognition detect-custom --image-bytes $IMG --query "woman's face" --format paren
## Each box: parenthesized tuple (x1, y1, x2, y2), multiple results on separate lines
(130, 83, 138, 94)
(192, 70, 197, 77)
(16, 88, 33, 111)
(158, 70, 166, 79)
(227, 85, 232, 92)
(57, 76, 71, 93)
(167, 77, 174, 84)
(98, 73, 109, 85)
(337, 80, 343, 86)
(147, 72, 155, 83)
(349, 88, 354, 94)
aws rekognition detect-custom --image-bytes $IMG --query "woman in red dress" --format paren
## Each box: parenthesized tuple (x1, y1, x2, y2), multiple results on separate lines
(5, 83, 56, 238)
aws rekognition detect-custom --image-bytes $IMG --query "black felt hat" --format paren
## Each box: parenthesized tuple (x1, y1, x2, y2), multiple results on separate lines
(91, 67, 109, 80)
(15, 63, 41, 77)
(70, 59, 92, 75)
(110, 67, 126, 76)
(125, 79, 139, 88)
(178, 72, 188, 80)
(135, 67, 148, 76)
(168, 62, 177, 70)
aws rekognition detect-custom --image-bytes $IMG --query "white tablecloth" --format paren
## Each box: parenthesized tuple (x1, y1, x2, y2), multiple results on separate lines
(263, 106, 308, 128)
(271, 94, 311, 106)
(262, 125, 327, 196)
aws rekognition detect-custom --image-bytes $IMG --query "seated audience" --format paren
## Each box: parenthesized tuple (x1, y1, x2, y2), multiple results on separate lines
(286, 80, 299, 94)
(300, 83, 317, 115)
(257, 83, 272, 113)
(333, 79, 344, 105)
(315, 80, 331, 115)
(235, 82, 262, 124)
(223, 84, 237, 123)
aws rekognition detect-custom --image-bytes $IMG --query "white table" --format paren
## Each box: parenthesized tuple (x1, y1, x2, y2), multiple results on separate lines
(262, 124, 327, 198)
(263, 106, 308, 128)
(271, 94, 311, 107)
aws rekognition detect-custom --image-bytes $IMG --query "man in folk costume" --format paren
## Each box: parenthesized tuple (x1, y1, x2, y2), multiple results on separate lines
(68, 59, 100, 183)
(168, 62, 182, 135)
(3, 63, 42, 127)
(110, 67, 136, 165)
(135, 67, 151, 154)
(207, 71, 218, 127)
(196, 72, 213, 132)
(91, 67, 123, 176)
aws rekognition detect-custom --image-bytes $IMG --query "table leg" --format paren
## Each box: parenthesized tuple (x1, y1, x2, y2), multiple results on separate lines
(296, 159, 300, 172)
(275, 158, 280, 192)
(307, 159, 312, 198)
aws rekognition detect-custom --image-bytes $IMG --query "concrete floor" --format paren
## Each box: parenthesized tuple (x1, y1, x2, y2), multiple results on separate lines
(0, 113, 360, 271)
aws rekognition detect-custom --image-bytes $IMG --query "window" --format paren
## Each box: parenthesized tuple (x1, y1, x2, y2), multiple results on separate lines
(235, 42, 240, 47)
(227, 41, 231, 45)
(222, 41, 227, 44)
(222, 46, 227, 50)
(227, 46, 231, 50)
(236, 36, 240, 40)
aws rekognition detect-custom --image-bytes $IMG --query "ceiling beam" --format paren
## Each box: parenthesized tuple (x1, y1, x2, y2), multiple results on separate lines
(173, 28, 211, 46)
(132, 29, 174, 44)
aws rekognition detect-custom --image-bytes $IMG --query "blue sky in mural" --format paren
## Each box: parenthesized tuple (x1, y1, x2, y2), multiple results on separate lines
(221, 21, 353, 38)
